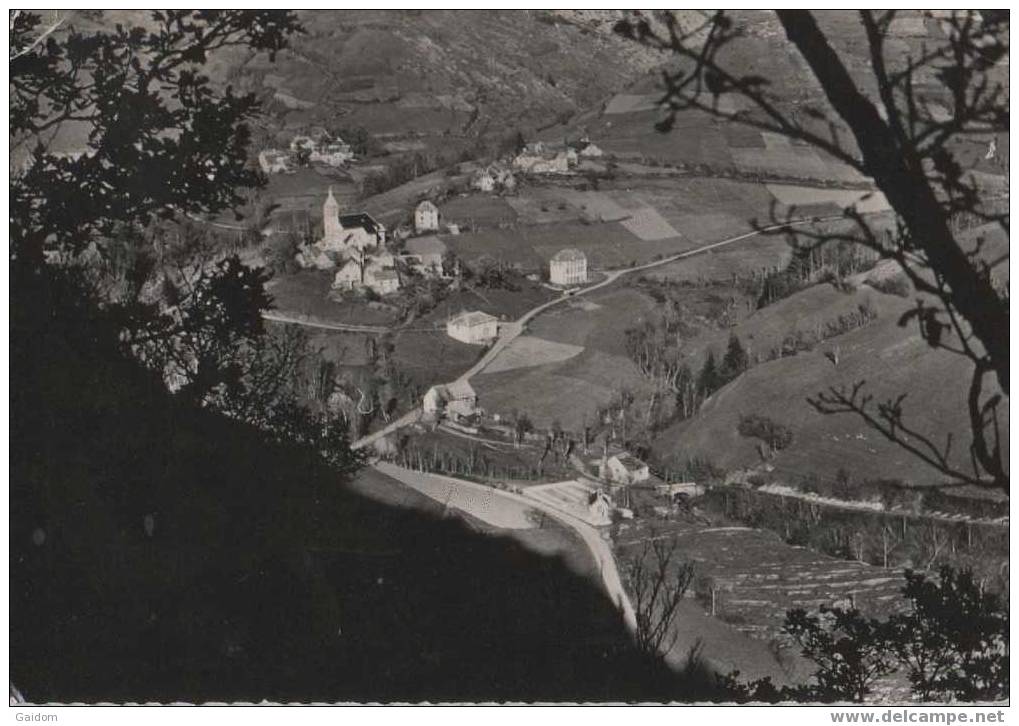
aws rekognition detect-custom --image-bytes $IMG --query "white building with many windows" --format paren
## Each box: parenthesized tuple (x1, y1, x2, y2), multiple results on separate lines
(549, 248, 587, 285)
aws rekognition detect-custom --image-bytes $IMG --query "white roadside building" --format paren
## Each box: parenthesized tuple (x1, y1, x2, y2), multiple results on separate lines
(549, 248, 588, 285)
(423, 380, 479, 421)
(600, 453, 651, 486)
(446, 311, 498, 344)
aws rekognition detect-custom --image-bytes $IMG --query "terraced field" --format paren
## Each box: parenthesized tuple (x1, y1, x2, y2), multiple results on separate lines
(615, 517, 906, 644)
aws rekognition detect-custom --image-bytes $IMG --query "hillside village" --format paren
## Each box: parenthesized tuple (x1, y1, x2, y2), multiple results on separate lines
(244, 11, 1008, 658)
(12, 9, 1008, 706)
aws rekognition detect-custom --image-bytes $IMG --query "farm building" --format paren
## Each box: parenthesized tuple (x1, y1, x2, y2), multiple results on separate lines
(447, 310, 499, 344)
(600, 452, 651, 486)
(549, 248, 588, 285)
(415, 200, 440, 233)
(423, 380, 479, 421)
(258, 149, 292, 174)
(404, 235, 447, 275)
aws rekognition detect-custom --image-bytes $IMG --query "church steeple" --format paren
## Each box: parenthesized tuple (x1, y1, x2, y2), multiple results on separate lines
(323, 186, 341, 242)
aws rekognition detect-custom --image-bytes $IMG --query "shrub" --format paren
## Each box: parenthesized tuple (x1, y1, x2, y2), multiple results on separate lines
(737, 413, 794, 452)
(869, 272, 911, 297)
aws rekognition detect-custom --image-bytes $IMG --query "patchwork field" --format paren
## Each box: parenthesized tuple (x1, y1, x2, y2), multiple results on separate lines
(765, 183, 891, 214)
(553, 189, 631, 222)
(475, 347, 655, 432)
(526, 286, 657, 356)
(417, 283, 560, 325)
(474, 287, 659, 430)
(620, 206, 680, 240)
(439, 194, 519, 229)
(482, 335, 585, 374)
(442, 220, 677, 271)
(504, 191, 583, 225)
(645, 234, 795, 283)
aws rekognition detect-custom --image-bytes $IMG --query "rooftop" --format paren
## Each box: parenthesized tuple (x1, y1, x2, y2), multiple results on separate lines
(416, 200, 439, 213)
(551, 248, 586, 263)
(449, 310, 498, 328)
(445, 380, 476, 400)
(612, 453, 647, 472)
(339, 212, 383, 233)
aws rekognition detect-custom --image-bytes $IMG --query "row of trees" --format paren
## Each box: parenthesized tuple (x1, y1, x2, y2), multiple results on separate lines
(742, 239, 880, 309)
(702, 487, 1009, 590)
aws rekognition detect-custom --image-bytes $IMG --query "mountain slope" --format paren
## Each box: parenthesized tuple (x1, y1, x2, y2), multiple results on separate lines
(652, 286, 1009, 488)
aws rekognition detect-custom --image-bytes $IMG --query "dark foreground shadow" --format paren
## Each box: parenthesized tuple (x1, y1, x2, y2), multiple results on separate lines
(10, 267, 728, 704)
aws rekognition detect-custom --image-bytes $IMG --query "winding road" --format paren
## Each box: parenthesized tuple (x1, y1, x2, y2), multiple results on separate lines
(373, 461, 638, 632)
(352, 213, 846, 451)
(343, 214, 858, 662)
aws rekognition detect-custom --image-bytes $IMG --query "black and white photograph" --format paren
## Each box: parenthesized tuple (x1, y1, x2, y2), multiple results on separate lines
(8, 8, 1010, 709)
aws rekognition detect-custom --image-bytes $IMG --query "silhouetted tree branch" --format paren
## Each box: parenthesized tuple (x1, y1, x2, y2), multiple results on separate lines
(616, 10, 1008, 492)
(625, 533, 694, 659)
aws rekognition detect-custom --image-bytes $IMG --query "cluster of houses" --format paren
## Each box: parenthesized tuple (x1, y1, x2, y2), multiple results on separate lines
(292, 190, 460, 296)
(258, 129, 354, 175)
(512, 138, 604, 175)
